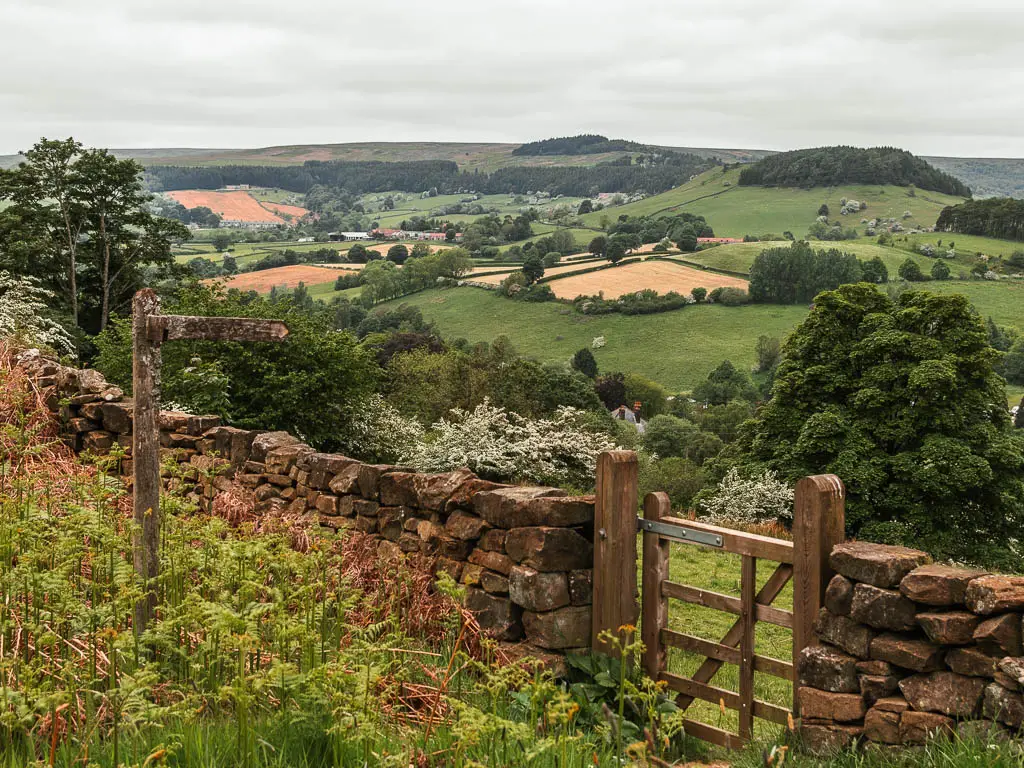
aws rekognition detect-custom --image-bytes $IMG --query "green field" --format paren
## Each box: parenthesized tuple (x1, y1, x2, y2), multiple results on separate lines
(378, 281, 1024, 401)
(380, 287, 809, 391)
(579, 168, 966, 239)
(685, 240, 941, 275)
(884, 231, 1024, 261)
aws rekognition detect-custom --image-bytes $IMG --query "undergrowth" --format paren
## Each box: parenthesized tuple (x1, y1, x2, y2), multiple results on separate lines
(0, 347, 697, 767)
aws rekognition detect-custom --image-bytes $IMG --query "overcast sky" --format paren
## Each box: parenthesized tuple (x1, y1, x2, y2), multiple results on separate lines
(3, 0, 1023, 157)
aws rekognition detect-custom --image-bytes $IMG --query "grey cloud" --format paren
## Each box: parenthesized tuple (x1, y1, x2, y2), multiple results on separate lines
(1, 0, 1022, 156)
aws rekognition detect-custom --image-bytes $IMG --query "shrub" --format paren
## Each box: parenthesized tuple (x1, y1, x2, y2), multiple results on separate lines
(692, 360, 757, 405)
(898, 258, 926, 281)
(691, 286, 707, 302)
(0, 272, 75, 357)
(623, 373, 668, 418)
(700, 467, 794, 525)
(930, 260, 951, 280)
(642, 415, 699, 458)
(684, 431, 725, 465)
(408, 400, 615, 487)
(709, 287, 750, 306)
(640, 457, 706, 510)
(754, 335, 782, 373)
(571, 347, 599, 378)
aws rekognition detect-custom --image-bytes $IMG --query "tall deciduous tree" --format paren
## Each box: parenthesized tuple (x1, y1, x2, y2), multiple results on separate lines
(744, 283, 1024, 566)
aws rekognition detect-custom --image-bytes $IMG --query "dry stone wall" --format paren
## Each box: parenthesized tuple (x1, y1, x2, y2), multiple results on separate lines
(798, 540, 1024, 753)
(18, 351, 595, 653)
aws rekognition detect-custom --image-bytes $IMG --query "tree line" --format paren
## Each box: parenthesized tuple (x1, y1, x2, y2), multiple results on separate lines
(738, 146, 972, 197)
(935, 197, 1024, 242)
(144, 155, 715, 198)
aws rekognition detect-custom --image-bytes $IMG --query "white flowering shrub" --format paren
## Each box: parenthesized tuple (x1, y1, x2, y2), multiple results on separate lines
(0, 272, 75, 357)
(984, 270, 1001, 281)
(342, 394, 424, 463)
(592, 336, 606, 350)
(700, 468, 794, 525)
(408, 400, 615, 488)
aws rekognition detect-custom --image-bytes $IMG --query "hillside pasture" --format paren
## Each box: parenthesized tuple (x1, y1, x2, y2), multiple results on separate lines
(578, 168, 966, 238)
(545, 260, 748, 299)
(685, 240, 938, 275)
(210, 265, 344, 292)
(468, 259, 605, 285)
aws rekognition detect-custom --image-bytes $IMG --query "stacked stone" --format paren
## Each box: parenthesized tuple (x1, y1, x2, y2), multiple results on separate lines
(17, 352, 597, 655)
(798, 541, 1024, 753)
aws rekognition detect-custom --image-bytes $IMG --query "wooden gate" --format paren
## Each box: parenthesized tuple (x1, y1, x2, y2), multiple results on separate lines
(591, 453, 844, 750)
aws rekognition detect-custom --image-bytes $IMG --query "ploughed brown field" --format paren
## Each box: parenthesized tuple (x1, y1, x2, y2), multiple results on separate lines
(209, 265, 342, 292)
(166, 190, 309, 224)
(545, 260, 748, 299)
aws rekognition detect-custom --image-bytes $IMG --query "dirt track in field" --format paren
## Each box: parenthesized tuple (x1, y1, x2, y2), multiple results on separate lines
(546, 260, 748, 299)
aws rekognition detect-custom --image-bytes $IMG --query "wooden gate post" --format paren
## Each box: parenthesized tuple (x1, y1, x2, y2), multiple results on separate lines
(592, 450, 640, 655)
(641, 492, 671, 678)
(792, 474, 845, 710)
(132, 288, 162, 631)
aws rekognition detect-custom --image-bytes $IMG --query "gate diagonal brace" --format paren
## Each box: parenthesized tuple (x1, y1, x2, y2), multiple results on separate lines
(637, 517, 723, 548)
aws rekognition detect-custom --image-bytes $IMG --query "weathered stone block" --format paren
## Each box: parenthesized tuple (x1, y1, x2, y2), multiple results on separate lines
(82, 430, 114, 452)
(327, 463, 363, 495)
(863, 707, 901, 744)
(378, 507, 410, 541)
(467, 548, 514, 576)
(265, 444, 310, 475)
(505, 527, 592, 572)
(798, 646, 859, 693)
(967, 575, 1024, 615)
(856, 660, 893, 676)
(798, 688, 865, 723)
(437, 535, 474, 560)
(473, 486, 568, 529)
(568, 569, 593, 606)
(254, 485, 279, 501)
(870, 634, 944, 672)
(860, 674, 900, 705)
(945, 646, 998, 677)
(899, 671, 985, 717)
(395, 533, 418, 553)
(974, 613, 1023, 655)
(900, 564, 988, 606)
(465, 588, 522, 642)
(313, 494, 338, 515)
(185, 415, 220, 436)
(357, 464, 405, 500)
(799, 723, 863, 755)
(983, 682, 1024, 728)
(478, 529, 508, 552)
(874, 696, 909, 713)
(830, 541, 932, 588)
(825, 574, 854, 616)
(352, 499, 379, 518)
(250, 431, 300, 462)
(416, 520, 444, 543)
(434, 558, 463, 582)
(353, 516, 377, 534)
(997, 657, 1024, 688)
(480, 570, 509, 595)
(461, 564, 484, 586)
(306, 453, 356, 490)
(100, 401, 133, 433)
(916, 611, 979, 646)
(899, 711, 954, 745)
(522, 606, 590, 650)
(850, 583, 917, 631)
(509, 566, 570, 612)
(444, 511, 491, 541)
(267, 473, 293, 487)
(815, 608, 875, 658)
(446, 478, 507, 511)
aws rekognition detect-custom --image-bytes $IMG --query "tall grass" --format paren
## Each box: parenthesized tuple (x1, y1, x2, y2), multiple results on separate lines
(0, 347, 628, 767)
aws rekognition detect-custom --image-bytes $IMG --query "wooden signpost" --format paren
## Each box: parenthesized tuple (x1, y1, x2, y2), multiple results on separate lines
(131, 288, 289, 631)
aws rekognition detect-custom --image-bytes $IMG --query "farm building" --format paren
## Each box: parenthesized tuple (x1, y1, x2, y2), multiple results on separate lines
(328, 231, 371, 242)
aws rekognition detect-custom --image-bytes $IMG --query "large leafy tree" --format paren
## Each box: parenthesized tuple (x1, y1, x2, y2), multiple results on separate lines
(745, 283, 1024, 565)
(0, 138, 188, 334)
(93, 283, 379, 450)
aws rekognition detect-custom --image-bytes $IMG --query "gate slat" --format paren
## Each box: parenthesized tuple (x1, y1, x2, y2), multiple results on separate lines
(661, 580, 794, 629)
(661, 672, 739, 711)
(739, 555, 756, 740)
(660, 515, 795, 563)
(661, 629, 794, 681)
(678, 718, 747, 750)
(671, 563, 793, 712)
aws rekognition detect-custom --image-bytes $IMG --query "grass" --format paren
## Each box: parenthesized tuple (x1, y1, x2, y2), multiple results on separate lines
(579, 168, 966, 239)
(883, 231, 1024, 261)
(379, 287, 809, 392)
(684, 241, 940, 275)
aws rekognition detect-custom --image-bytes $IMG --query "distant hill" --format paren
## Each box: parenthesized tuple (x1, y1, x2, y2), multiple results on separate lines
(738, 146, 972, 197)
(3, 140, 1022, 198)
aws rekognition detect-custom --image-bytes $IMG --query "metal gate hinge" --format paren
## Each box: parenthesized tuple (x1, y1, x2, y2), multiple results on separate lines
(636, 517, 724, 548)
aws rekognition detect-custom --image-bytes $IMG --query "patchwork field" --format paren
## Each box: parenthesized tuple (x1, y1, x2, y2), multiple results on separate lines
(468, 260, 604, 285)
(211, 264, 343, 292)
(165, 190, 310, 224)
(684, 241, 940, 275)
(546, 260, 748, 299)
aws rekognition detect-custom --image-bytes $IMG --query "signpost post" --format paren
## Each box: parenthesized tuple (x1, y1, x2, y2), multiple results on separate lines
(131, 288, 289, 631)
